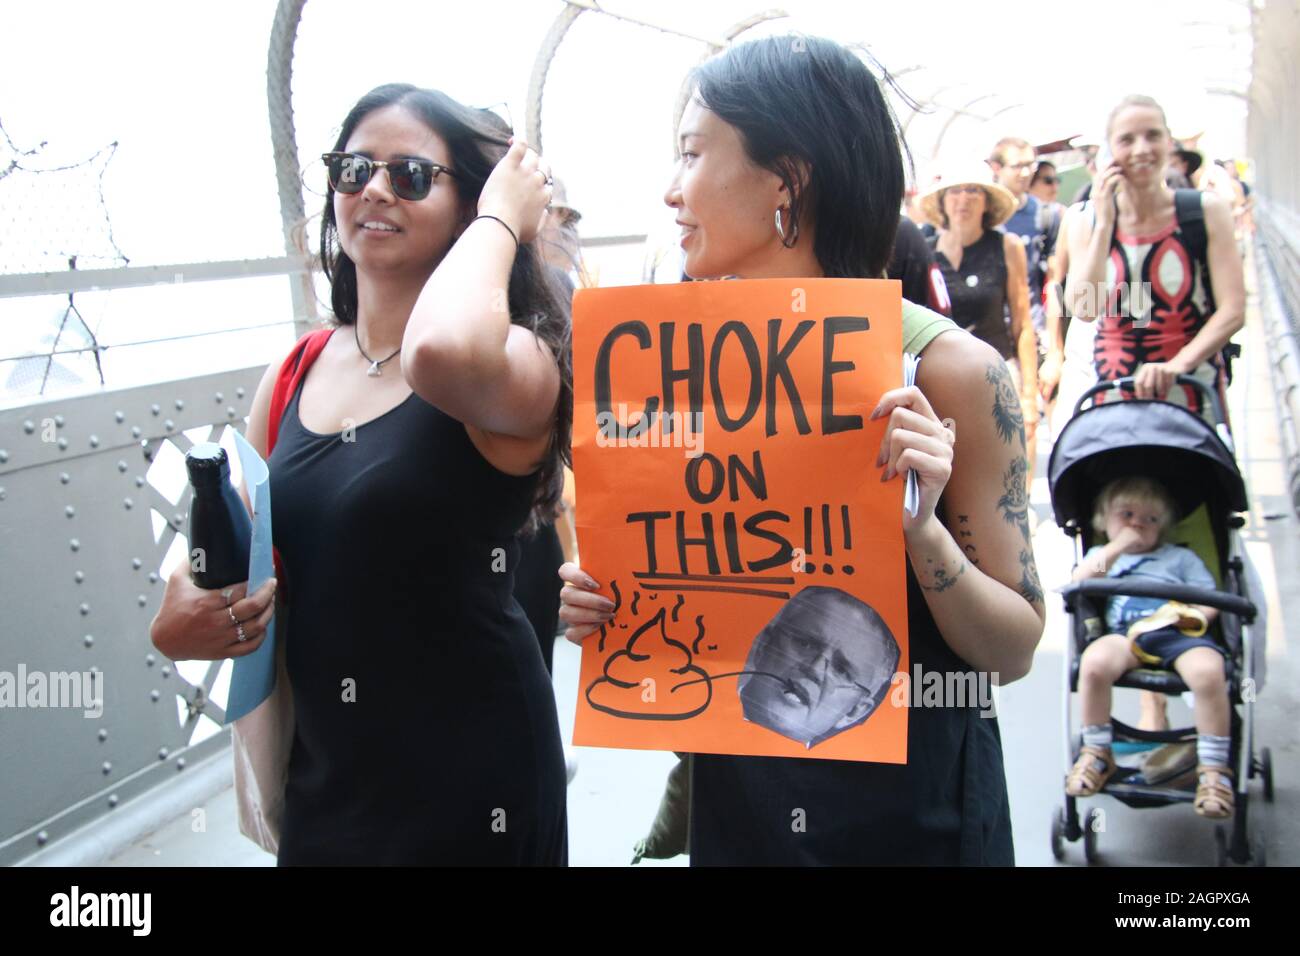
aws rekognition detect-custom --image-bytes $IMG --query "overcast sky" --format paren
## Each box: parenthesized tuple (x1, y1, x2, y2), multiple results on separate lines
(0, 0, 1254, 263)
(0, 0, 1255, 393)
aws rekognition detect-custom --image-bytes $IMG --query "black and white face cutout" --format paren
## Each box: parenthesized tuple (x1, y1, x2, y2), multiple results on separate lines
(738, 587, 899, 749)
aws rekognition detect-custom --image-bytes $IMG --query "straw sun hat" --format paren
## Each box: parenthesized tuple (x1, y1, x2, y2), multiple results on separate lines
(918, 162, 1018, 229)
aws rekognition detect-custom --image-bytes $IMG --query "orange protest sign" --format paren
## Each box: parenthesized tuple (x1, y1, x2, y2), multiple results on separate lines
(571, 278, 908, 763)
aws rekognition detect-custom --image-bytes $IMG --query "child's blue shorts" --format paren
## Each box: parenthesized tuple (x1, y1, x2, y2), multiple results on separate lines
(1132, 625, 1225, 670)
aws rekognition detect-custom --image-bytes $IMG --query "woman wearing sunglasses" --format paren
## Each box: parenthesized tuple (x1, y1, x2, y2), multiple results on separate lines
(150, 84, 571, 864)
(559, 36, 1045, 865)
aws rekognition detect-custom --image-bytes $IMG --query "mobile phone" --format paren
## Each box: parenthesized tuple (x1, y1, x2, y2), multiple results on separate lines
(1095, 141, 1114, 172)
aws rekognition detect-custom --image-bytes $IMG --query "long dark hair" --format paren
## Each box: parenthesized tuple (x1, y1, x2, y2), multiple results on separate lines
(320, 83, 572, 531)
(690, 35, 909, 278)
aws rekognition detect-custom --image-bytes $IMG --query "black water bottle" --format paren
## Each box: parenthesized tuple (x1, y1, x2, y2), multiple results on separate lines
(186, 442, 252, 590)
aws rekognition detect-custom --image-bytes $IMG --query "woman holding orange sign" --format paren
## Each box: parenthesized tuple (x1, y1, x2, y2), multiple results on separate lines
(560, 36, 1045, 865)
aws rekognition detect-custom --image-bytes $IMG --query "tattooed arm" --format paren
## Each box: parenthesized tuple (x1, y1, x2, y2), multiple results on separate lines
(902, 331, 1046, 683)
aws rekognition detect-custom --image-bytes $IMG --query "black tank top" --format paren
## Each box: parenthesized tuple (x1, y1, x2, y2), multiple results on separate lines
(268, 367, 567, 865)
(688, 498, 1015, 865)
(930, 229, 1013, 359)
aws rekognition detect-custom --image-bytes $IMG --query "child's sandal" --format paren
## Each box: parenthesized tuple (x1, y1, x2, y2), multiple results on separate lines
(1194, 765, 1235, 819)
(1065, 744, 1116, 797)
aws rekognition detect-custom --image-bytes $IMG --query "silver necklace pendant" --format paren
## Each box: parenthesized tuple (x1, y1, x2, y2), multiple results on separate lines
(367, 361, 383, 377)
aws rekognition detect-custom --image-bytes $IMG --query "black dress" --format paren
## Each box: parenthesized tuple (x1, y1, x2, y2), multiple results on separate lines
(269, 373, 568, 865)
(929, 229, 1013, 359)
(513, 522, 565, 674)
(688, 525, 1015, 866)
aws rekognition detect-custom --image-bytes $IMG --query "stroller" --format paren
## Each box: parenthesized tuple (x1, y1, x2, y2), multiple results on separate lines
(1047, 374, 1274, 866)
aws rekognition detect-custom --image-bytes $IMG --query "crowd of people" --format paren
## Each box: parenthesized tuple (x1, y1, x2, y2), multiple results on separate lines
(147, 32, 1251, 866)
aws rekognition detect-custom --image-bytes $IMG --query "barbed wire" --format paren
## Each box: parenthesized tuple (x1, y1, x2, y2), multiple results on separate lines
(0, 117, 129, 274)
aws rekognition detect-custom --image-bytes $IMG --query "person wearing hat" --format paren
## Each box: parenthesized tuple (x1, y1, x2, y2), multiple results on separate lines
(1169, 144, 1203, 187)
(922, 162, 1039, 446)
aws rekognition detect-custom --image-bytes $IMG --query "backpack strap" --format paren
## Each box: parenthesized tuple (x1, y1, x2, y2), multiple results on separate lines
(1172, 188, 1240, 385)
(1173, 189, 1208, 266)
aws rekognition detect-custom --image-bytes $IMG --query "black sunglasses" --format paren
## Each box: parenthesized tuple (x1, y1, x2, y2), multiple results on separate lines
(322, 151, 455, 201)
(1039, 175, 1059, 185)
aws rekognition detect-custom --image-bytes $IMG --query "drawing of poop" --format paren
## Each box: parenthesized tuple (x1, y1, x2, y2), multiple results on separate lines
(738, 586, 899, 749)
(586, 606, 712, 720)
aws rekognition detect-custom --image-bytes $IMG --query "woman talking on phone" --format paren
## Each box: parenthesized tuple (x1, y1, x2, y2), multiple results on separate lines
(150, 84, 571, 865)
(560, 36, 1045, 865)
(1065, 94, 1244, 424)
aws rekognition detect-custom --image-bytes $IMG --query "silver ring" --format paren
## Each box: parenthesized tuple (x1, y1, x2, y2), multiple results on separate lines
(227, 606, 239, 627)
(221, 587, 235, 607)
(236, 623, 247, 643)
(545, 176, 554, 186)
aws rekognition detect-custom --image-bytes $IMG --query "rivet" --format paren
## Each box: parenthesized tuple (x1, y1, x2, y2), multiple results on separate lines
(150, 689, 160, 702)
(150, 404, 160, 416)
(70, 538, 80, 551)
(57, 438, 68, 450)
(137, 595, 147, 607)
(176, 758, 186, 770)
(54, 415, 65, 427)
(114, 410, 125, 423)
(214, 392, 224, 402)
(160, 665, 171, 678)
(164, 419, 174, 432)
(0, 487, 5, 500)
(145, 653, 155, 666)
(23, 420, 35, 433)
(226, 407, 236, 418)
(83, 634, 93, 647)
(0, 449, 9, 463)
(235, 387, 246, 398)
(175, 399, 184, 411)
(148, 572, 158, 583)
(158, 747, 169, 760)
(173, 514, 183, 526)
(65, 505, 76, 518)
(59, 472, 70, 484)
(102, 762, 112, 775)
(89, 435, 100, 448)
(135, 476, 144, 487)
(80, 603, 90, 615)
(124, 498, 133, 509)
(108, 795, 119, 808)
(74, 571, 85, 583)
(131, 426, 141, 438)
(98, 729, 108, 741)
(132, 558, 142, 569)
(117, 460, 128, 472)
(36, 831, 48, 846)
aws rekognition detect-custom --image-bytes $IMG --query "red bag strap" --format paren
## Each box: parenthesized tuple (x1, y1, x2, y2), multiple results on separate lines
(267, 327, 334, 454)
(264, 327, 332, 606)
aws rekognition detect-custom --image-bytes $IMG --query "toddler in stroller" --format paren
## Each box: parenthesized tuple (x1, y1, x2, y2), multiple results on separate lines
(1064, 475, 1232, 818)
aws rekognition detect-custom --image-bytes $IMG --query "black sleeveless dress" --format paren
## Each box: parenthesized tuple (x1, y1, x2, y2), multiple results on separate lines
(929, 229, 1013, 359)
(269, 372, 568, 865)
(689, 519, 1015, 866)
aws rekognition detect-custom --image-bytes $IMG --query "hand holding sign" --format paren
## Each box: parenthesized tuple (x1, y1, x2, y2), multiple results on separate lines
(871, 377, 955, 535)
